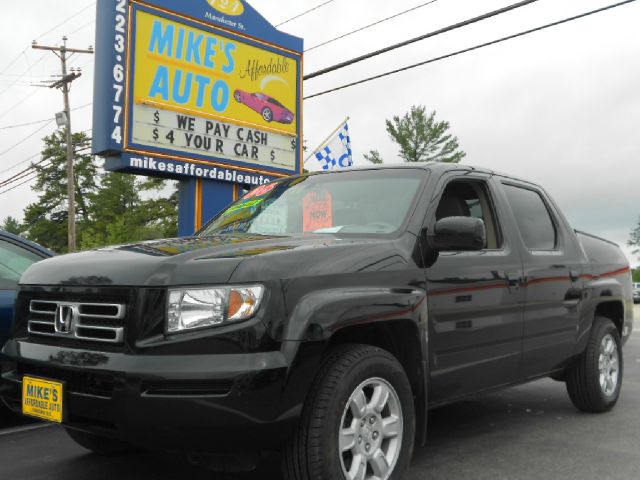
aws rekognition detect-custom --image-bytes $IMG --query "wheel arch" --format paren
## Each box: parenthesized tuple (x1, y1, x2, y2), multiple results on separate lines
(594, 301, 624, 335)
(578, 275, 632, 351)
(327, 320, 428, 446)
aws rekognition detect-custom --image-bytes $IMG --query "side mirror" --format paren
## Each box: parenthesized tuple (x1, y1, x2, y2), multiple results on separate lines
(428, 217, 486, 251)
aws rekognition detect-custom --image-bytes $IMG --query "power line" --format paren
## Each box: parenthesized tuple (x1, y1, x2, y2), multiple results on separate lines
(0, 3, 96, 99)
(68, 19, 96, 36)
(0, 118, 52, 131)
(0, 82, 36, 87)
(0, 73, 42, 78)
(305, 0, 638, 100)
(0, 172, 40, 196)
(0, 121, 54, 158)
(72, 102, 92, 112)
(0, 48, 28, 77)
(0, 153, 40, 176)
(0, 166, 36, 188)
(0, 144, 91, 188)
(304, 0, 540, 80)
(0, 52, 48, 97)
(36, 3, 96, 41)
(306, 0, 440, 52)
(0, 90, 42, 120)
(276, 0, 337, 27)
(0, 161, 45, 188)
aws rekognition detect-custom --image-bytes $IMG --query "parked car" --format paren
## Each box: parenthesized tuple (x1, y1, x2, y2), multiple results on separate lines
(234, 89, 295, 124)
(0, 231, 53, 348)
(633, 284, 640, 303)
(0, 164, 633, 480)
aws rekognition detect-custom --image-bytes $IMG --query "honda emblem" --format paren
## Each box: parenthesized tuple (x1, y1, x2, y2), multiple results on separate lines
(54, 305, 75, 334)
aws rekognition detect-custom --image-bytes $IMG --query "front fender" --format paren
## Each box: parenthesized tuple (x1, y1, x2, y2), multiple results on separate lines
(276, 287, 429, 445)
(280, 287, 427, 343)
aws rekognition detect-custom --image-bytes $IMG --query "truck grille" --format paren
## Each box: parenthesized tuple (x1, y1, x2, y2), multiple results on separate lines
(27, 300, 126, 344)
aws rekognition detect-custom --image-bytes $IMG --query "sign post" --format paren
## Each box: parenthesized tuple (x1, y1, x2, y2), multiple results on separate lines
(92, 0, 303, 235)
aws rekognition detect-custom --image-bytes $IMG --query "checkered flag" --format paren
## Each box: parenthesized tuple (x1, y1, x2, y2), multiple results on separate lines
(313, 121, 353, 171)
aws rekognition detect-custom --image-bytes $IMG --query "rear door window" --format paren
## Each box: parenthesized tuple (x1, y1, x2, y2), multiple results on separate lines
(503, 184, 557, 250)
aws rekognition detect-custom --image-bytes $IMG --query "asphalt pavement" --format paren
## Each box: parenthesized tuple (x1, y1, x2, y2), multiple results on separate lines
(1, 306, 640, 480)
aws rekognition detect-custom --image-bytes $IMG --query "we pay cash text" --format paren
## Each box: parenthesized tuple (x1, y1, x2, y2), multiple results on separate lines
(133, 107, 295, 167)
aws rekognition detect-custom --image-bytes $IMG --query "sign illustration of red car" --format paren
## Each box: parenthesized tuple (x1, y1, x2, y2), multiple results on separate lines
(234, 90, 295, 124)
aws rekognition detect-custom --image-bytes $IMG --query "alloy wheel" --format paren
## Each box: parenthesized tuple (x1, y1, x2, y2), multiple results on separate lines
(598, 333, 619, 396)
(339, 377, 403, 480)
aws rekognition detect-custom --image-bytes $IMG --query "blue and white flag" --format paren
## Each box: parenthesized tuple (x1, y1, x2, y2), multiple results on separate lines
(313, 122, 353, 171)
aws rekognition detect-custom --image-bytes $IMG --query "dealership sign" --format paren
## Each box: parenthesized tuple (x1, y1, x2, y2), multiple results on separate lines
(92, 0, 303, 184)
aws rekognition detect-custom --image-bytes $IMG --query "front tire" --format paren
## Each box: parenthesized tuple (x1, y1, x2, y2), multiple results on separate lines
(262, 107, 274, 122)
(282, 345, 415, 480)
(565, 317, 623, 413)
(65, 428, 136, 456)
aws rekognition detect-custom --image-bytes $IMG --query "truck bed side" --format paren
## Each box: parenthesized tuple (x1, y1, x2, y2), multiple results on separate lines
(575, 230, 633, 346)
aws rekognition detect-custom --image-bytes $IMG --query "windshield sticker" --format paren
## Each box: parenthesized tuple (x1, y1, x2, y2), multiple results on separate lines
(244, 182, 277, 199)
(223, 198, 265, 216)
(303, 190, 333, 232)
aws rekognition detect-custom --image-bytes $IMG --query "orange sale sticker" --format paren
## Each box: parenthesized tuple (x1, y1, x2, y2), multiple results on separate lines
(303, 190, 333, 232)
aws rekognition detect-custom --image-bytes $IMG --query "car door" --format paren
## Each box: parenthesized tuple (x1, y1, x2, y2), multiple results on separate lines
(500, 181, 584, 378)
(0, 238, 47, 343)
(424, 173, 525, 403)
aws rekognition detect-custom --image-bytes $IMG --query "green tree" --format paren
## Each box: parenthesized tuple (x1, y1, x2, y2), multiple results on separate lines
(628, 220, 640, 280)
(371, 105, 466, 164)
(1, 216, 22, 235)
(363, 150, 383, 164)
(22, 129, 97, 253)
(80, 174, 178, 250)
(20, 129, 178, 253)
(136, 177, 179, 239)
(628, 218, 640, 261)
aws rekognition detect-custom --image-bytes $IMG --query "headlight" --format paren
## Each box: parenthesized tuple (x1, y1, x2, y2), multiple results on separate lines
(167, 285, 264, 333)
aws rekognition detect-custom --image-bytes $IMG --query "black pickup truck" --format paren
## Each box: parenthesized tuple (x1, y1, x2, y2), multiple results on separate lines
(1, 163, 633, 480)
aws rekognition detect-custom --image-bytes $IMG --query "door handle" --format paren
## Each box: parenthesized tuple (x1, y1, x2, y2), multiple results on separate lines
(505, 272, 521, 289)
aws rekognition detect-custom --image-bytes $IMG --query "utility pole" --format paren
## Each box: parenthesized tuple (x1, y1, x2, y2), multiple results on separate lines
(32, 37, 93, 252)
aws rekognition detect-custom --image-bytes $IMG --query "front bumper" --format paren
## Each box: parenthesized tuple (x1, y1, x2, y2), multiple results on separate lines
(0, 339, 298, 453)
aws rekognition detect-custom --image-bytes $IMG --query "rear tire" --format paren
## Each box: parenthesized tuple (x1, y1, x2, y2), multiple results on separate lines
(65, 428, 136, 456)
(282, 344, 415, 480)
(565, 317, 623, 413)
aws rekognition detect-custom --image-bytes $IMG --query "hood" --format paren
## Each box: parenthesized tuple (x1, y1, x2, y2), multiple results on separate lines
(19, 234, 408, 287)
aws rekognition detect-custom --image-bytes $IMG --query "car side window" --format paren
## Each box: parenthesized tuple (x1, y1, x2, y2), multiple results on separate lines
(502, 184, 557, 250)
(0, 239, 42, 289)
(435, 180, 502, 249)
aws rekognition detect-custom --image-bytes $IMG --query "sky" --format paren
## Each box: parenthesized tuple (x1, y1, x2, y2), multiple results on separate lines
(0, 0, 638, 264)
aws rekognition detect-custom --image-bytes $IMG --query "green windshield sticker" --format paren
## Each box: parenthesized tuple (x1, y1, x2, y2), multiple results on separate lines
(223, 198, 265, 216)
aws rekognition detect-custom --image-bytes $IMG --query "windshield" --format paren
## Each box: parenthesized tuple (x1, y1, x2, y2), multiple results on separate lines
(199, 169, 425, 237)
